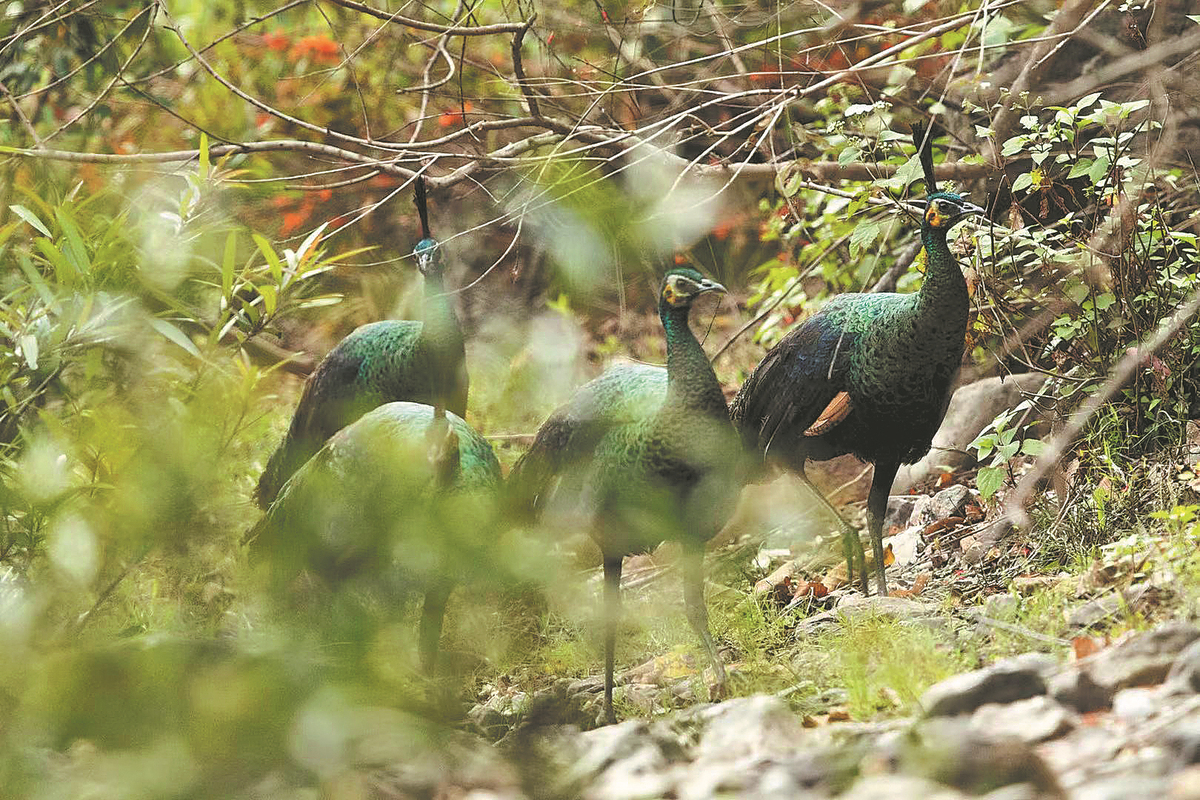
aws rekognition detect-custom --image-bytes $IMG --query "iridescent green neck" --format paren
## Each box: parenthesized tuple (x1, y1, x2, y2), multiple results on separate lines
(660, 302, 727, 417)
(917, 223, 968, 314)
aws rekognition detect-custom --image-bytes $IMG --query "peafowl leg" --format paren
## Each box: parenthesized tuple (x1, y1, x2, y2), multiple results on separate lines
(867, 460, 901, 598)
(418, 580, 454, 673)
(602, 556, 623, 725)
(681, 543, 727, 699)
(794, 465, 868, 595)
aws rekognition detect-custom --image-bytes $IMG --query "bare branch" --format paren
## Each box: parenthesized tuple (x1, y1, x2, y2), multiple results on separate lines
(319, 0, 531, 35)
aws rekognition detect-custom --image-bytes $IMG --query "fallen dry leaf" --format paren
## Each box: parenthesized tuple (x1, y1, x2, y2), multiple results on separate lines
(792, 580, 829, 599)
(889, 572, 933, 599)
(1071, 635, 1104, 660)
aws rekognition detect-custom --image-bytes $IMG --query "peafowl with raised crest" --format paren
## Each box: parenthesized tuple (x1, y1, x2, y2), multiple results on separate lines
(510, 268, 743, 724)
(730, 126, 986, 597)
(245, 399, 500, 672)
(255, 178, 468, 508)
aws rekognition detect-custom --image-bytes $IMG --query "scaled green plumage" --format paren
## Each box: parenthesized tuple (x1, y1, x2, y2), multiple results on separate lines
(511, 268, 742, 724)
(255, 204, 468, 509)
(731, 188, 985, 596)
(246, 401, 500, 670)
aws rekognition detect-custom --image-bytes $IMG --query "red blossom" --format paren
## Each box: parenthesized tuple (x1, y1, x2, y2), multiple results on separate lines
(262, 31, 289, 51)
(292, 35, 340, 64)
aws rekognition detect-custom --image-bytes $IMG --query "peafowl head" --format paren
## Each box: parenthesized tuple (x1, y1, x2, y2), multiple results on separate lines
(413, 237, 445, 277)
(910, 192, 987, 231)
(660, 267, 726, 309)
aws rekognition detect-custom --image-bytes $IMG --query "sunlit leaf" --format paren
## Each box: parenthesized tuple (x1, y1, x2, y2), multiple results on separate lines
(149, 318, 201, 359)
(10, 204, 52, 237)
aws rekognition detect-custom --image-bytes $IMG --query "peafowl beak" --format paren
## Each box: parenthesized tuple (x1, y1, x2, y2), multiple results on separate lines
(696, 278, 727, 295)
(951, 199, 988, 222)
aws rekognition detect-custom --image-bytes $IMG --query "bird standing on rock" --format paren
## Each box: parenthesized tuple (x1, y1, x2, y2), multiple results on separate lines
(255, 178, 468, 508)
(510, 268, 743, 724)
(731, 128, 986, 597)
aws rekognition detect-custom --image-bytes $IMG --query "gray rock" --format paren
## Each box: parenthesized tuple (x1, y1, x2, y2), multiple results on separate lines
(1162, 719, 1200, 768)
(1084, 623, 1200, 694)
(568, 720, 683, 800)
(1169, 640, 1200, 693)
(970, 696, 1074, 743)
(1047, 667, 1109, 713)
(886, 495, 921, 532)
(894, 373, 1048, 493)
(1071, 776, 1171, 800)
(979, 785, 1044, 800)
(885, 525, 922, 567)
(1112, 686, 1161, 723)
(921, 654, 1054, 717)
(676, 752, 836, 800)
(1067, 585, 1151, 629)
(930, 484, 973, 519)
(692, 695, 809, 761)
(840, 775, 968, 800)
(1169, 764, 1200, 799)
(1037, 725, 1125, 786)
(903, 717, 1065, 797)
(797, 595, 945, 635)
(982, 593, 1020, 622)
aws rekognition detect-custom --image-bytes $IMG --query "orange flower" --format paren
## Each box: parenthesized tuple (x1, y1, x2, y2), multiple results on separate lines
(317, 189, 333, 201)
(438, 101, 474, 127)
(263, 31, 289, 51)
(280, 210, 306, 236)
(292, 35, 340, 64)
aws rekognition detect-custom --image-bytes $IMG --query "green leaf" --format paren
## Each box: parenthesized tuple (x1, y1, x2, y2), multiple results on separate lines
(1088, 156, 1110, 184)
(221, 232, 236, 298)
(10, 204, 52, 237)
(976, 466, 1006, 502)
(1020, 439, 1045, 456)
(1000, 136, 1026, 157)
(774, 162, 805, 198)
(848, 219, 883, 258)
(295, 221, 328, 267)
(1012, 172, 1033, 192)
(18, 334, 38, 370)
(972, 433, 996, 459)
(198, 132, 210, 182)
(149, 318, 201, 359)
(253, 234, 283, 284)
(17, 253, 55, 306)
(36, 238, 75, 286)
(55, 207, 91, 276)
(258, 284, 277, 317)
(1075, 92, 1102, 110)
(1067, 158, 1094, 179)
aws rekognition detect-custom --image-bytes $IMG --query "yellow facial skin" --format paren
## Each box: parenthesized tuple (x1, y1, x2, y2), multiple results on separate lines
(663, 277, 693, 306)
(925, 199, 953, 229)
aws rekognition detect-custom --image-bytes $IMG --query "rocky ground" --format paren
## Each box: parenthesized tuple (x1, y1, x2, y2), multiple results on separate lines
(375, 617, 1200, 800)
(324, 372, 1200, 799)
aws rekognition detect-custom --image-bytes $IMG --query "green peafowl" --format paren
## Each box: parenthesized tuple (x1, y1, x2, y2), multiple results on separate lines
(245, 400, 500, 672)
(730, 127, 986, 597)
(254, 178, 468, 508)
(510, 268, 743, 724)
